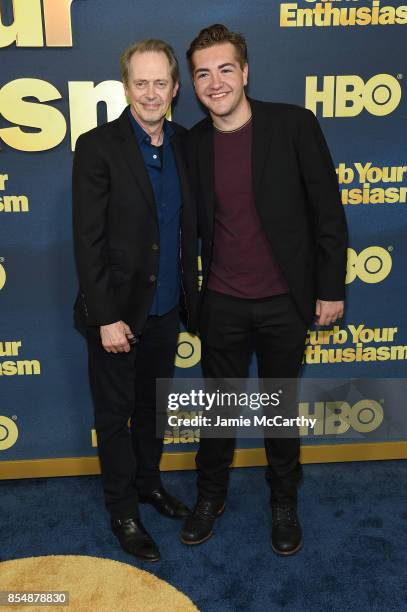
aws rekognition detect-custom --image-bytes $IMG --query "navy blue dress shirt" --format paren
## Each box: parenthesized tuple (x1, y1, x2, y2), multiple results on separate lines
(128, 109, 182, 316)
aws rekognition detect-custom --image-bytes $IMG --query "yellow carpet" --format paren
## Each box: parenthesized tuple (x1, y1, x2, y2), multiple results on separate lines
(0, 555, 199, 611)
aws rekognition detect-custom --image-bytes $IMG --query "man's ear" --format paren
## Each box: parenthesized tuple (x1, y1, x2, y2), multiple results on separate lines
(123, 83, 129, 103)
(243, 63, 249, 86)
(173, 81, 180, 98)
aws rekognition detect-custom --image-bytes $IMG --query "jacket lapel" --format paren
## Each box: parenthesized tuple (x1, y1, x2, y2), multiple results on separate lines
(115, 108, 156, 215)
(250, 99, 274, 205)
(198, 124, 215, 233)
(171, 131, 189, 203)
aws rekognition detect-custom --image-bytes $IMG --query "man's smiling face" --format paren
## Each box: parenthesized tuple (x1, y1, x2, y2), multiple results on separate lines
(191, 42, 248, 120)
(125, 50, 178, 128)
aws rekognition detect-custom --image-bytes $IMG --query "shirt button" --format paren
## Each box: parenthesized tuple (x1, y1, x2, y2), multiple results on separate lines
(152, 244, 159, 251)
(149, 274, 157, 283)
(153, 154, 158, 159)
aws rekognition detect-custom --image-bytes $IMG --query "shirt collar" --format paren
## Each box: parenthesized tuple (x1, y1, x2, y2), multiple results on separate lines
(127, 106, 173, 146)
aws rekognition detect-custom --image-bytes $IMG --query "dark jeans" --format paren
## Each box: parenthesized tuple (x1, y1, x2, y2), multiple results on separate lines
(87, 307, 179, 519)
(197, 290, 308, 505)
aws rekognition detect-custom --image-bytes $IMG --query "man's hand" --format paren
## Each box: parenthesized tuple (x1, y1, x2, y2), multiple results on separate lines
(100, 320, 133, 353)
(315, 299, 344, 326)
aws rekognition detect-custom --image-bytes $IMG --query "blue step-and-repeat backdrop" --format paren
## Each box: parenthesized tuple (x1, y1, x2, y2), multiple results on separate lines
(0, 0, 406, 461)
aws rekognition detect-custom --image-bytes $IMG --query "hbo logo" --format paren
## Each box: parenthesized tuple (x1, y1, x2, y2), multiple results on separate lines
(300, 400, 384, 436)
(175, 332, 201, 368)
(0, 416, 19, 450)
(306, 74, 402, 117)
(0, 263, 5, 290)
(324, 400, 384, 435)
(346, 247, 392, 284)
(325, 399, 383, 434)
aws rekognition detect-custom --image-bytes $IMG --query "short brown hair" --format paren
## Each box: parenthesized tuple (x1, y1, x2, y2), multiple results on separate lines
(120, 39, 180, 85)
(186, 24, 248, 71)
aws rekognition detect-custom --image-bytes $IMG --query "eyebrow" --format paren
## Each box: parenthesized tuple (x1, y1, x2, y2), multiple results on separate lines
(132, 78, 168, 83)
(195, 62, 235, 74)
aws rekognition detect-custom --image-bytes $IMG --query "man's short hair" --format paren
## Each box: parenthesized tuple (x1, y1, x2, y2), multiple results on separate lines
(120, 39, 180, 85)
(186, 24, 248, 72)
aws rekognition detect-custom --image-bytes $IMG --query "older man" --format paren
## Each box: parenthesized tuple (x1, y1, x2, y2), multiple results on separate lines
(72, 39, 197, 561)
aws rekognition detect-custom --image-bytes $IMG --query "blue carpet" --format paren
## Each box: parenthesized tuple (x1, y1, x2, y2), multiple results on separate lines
(1, 461, 407, 611)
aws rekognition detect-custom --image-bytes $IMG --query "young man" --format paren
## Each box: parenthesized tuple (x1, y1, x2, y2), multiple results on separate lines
(72, 40, 197, 562)
(180, 24, 348, 555)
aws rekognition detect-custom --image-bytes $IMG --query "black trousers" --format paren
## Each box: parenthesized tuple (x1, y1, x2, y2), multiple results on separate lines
(87, 307, 179, 519)
(197, 290, 308, 505)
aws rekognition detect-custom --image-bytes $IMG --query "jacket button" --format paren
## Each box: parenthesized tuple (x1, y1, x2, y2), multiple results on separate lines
(149, 274, 157, 283)
(152, 244, 159, 251)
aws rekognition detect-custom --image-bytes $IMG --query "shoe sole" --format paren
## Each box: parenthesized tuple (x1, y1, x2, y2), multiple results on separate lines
(179, 503, 225, 546)
(271, 538, 303, 556)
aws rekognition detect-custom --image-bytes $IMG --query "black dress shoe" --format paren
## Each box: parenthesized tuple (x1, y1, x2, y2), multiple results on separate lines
(180, 498, 225, 545)
(139, 487, 190, 519)
(111, 517, 160, 561)
(271, 503, 303, 556)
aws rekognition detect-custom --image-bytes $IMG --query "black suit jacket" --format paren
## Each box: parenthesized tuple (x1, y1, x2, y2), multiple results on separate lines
(72, 107, 198, 333)
(185, 98, 348, 328)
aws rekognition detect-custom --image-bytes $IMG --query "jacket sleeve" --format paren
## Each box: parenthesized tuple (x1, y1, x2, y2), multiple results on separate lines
(72, 133, 121, 325)
(296, 108, 348, 301)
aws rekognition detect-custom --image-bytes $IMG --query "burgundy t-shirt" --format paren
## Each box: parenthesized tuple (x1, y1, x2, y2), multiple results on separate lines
(207, 119, 288, 298)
